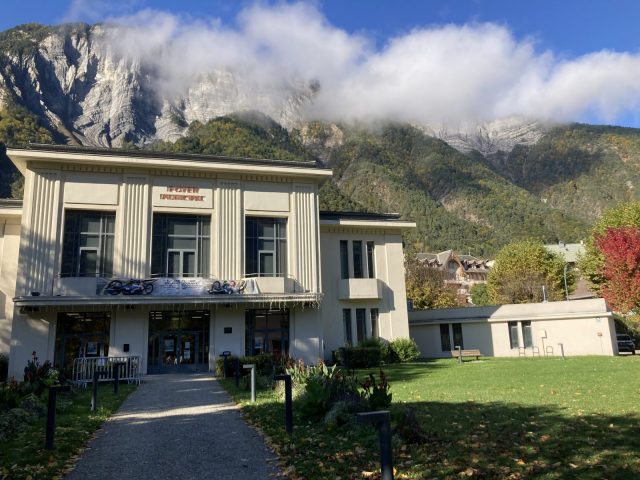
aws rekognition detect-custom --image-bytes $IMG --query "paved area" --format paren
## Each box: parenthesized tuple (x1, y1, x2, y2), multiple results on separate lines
(65, 374, 281, 479)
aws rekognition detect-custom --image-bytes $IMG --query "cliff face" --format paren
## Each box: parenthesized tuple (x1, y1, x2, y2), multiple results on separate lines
(0, 24, 312, 147)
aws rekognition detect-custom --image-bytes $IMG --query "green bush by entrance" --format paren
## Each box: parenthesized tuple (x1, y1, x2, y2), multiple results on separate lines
(215, 354, 279, 377)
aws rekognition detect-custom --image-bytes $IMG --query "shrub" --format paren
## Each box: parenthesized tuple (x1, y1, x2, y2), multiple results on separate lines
(23, 351, 54, 395)
(0, 353, 8, 383)
(360, 370, 392, 410)
(335, 346, 381, 368)
(215, 354, 277, 377)
(389, 338, 420, 362)
(287, 360, 362, 419)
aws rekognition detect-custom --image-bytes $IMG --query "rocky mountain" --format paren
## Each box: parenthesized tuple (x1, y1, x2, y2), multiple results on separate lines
(425, 117, 549, 156)
(0, 24, 313, 147)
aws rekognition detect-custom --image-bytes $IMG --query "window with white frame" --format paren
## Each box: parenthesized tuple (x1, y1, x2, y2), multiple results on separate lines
(151, 214, 210, 277)
(508, 321, 520, 349)
(61, 210, 115, 277)
(245, 217, 287, 277)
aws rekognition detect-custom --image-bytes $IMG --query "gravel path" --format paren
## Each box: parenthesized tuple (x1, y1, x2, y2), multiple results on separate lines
(64, 374, 281, 479)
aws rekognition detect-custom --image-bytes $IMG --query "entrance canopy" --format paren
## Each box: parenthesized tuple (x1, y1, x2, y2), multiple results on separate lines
(14, 292, 323, 312)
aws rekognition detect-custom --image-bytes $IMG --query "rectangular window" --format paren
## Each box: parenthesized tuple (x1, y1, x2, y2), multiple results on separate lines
(356, 308, 366, 343)
(353, 241, 363, 278)
(61, 210, 115, 277)
(452, 323, 464, 350)
(440, 324, 451, 351)
(522, 321, 533, 348)
(152, 214, 210, 277)
(343, 309, 353, 346)
(366, 241, 375, 278)
(340, 240, 349, 279)
(244, 309, 289, 357)
(245, 217, 287, 277)
(370, 308, 379, 338)
(509, 321, 520, 349)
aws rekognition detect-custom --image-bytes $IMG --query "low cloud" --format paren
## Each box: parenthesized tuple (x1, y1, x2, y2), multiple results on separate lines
(73, 2, 640, 128)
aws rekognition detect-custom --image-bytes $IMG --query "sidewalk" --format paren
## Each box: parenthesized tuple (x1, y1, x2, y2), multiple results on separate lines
(64, 374, 281, 479)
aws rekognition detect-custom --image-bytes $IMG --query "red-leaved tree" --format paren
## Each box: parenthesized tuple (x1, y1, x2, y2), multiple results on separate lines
(595, 227, 640, 312)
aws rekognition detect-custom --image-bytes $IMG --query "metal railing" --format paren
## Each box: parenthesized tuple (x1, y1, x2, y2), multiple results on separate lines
(71, 356, 142, 386)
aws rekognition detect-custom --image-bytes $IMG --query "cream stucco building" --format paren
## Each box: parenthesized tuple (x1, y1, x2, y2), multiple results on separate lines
(0, 145, 414, 378)
(409, 298, 618, 358)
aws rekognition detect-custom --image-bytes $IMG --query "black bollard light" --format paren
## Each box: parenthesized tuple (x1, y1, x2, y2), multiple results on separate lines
(357, 411, 394, 480)
(273, 374, 293, 434)
(112, 362, 125, 394)
(45, 384, 71, 450)
(220, 351, 231, 379)
(91, 369, 100, 412)
(235, 357, 240, 388)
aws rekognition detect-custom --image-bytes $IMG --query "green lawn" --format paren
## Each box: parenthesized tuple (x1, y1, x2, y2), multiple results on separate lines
(222, 356, 640, 480)
(0, 384, 135, 480)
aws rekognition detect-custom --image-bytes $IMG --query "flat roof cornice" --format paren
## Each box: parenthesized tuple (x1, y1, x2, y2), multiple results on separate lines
(7, 145, 332, 179)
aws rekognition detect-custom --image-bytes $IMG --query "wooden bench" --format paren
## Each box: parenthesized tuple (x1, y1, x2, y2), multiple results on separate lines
(450, 349, 482, 360)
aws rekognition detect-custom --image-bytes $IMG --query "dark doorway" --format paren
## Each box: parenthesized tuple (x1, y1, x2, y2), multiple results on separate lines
(55, 312, 111, 372)
(148, 310, 210, 374)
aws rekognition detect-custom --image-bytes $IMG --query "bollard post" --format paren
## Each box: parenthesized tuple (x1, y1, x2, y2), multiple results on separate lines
(220, 351, 231, 379)
(243, 364, 256, 402)
(45, 385, 71, 450)
(273, 374, 293, 434)
(456, 345, 462, 364)
(558, 343, 565, 360)
(91, 369, 100, 412)
(113, 362, 124, 394)
(235, 357, 241, 388)
(357, 411, 393, 480)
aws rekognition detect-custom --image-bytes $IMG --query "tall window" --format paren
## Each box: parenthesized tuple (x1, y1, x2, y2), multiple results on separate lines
(343, 309, 353, 346)
(245, 217, 287, 277)
(508, 321, 520, 349)
(356, 308, 366, 343)
(353, 241, 363, 278)
(366, 241, 375, 278)
(152, 214, 210, 277)
(370, 308, 379, 338)
(452, 323, 464, 350)
(61, 210, 115, 277)
(440, 324, 451, 351)
(340, 240, 349, 279)
(522, 321, 533, 348)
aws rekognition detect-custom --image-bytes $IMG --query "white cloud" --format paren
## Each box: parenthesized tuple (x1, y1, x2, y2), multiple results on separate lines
(87, 2, 640, 127)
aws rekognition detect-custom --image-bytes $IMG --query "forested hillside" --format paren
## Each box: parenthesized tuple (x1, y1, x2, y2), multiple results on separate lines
(488, 124, 640, 224)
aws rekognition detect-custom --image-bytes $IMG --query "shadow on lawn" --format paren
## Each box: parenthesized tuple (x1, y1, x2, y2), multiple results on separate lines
(402, 400, 640, 479)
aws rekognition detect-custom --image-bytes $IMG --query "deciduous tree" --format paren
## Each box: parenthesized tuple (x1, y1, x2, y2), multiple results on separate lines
(580, 201, 640, 294)
(405, 258, 459, 310)
(487, 240, 573, 304)
(594, 227, 640, 312)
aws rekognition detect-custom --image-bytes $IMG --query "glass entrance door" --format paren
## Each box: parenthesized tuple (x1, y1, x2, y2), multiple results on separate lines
(148, 310, 210, 374)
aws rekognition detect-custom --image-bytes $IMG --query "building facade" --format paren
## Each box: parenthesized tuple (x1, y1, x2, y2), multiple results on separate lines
(0, 145, 414, 378)
(409, 298, 617, 358)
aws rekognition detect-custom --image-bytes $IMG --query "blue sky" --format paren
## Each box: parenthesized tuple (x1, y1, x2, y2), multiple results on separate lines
(2, 1, 640, 127)
(3, 0, 639, 56)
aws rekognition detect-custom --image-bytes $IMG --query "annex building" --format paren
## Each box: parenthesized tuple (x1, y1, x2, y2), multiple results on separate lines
(0, 144, 414, 378)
